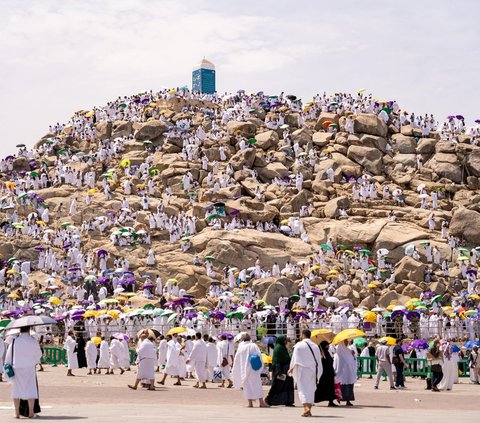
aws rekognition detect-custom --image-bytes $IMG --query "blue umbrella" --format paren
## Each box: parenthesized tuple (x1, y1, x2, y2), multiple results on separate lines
(261, 336, 277, 345)
(463, 340, 480, 350)
(451, 344, 460, 353)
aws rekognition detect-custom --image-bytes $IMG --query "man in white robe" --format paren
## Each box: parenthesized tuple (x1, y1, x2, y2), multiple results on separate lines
(217, 335, 234, 388)
(186, 332, 208, 388)
(232, 333, 268, 407)
(85, 339, 98, 375)
(5, 327, 43, 418)
(97, 338, 110, 374)
(289, 329, 322, 417)
(108, 337, 125, 375)
(128, 331, 156, 390)
(159, 334, 183, 385)
(205, 335, 218, 382)
(63, 332, 78, 376)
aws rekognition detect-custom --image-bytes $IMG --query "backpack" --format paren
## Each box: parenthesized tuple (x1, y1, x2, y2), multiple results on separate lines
(249, 354, 262, 371)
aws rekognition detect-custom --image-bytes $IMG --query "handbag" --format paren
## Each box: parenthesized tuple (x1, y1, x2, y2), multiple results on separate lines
(4, 339, 15, 378)
(334, 382, 343, 401)
(276, 373, 287, 381)
(431, 363, 442, 373)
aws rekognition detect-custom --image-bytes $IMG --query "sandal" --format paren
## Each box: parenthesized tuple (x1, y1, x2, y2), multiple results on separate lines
(128, 385, 137, 390)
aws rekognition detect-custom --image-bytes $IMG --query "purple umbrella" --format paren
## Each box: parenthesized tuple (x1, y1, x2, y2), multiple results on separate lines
(391, 310, 405, 319)
(63, 242, 72, 249)
(218, 333, 233, 340)
(466, 269, 477, 276)
(456, 115, 464, 120)
(124, 271, 134, 276)
(311, 289, 322, 296)
(34, 246, 45, 251)
(185, 312, 197, 319)
(313, 308, 326, 314)
(210, 311, 226, 320)
(69, 267, 80, 272)
(402, 345, 410, 353)
(124, 277, 136, 285)
(5, 155, 14, 161)
(406, 311, 419, 320)
(294, 311, 310, 320)
(475, 119, 480, 124)
(71, 314, 84, 321)
(410, 339, 429, 350)
(97, 249, 108, 257)
(447, 115, 455, 120)
(229, 209, 240, 216)
(143, 283, 154, 289)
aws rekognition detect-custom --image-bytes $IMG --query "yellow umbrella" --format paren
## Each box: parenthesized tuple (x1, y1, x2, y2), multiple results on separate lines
(469, 294, 480, 300)
(332, 329, 365, 345)
(7, 269, 17, 275)
(85, 111, 95, 118)
(167, 327, 187, 336)
(311, 328, 334, 344)
(91, 337, 102, 345)
(367, 283, 378, 289)
(280, 219, 289, 224)
(261, 353, 272, 364)
(116, 296, 128, 302)
(378, 336, 396, 345)
(328, 269, 339, 275)
(121, 159, 131, 168)
(83, 311, 97, 318)
(7, 293, 19, 299)
(196, 306, 210, 312)
(363, 311, 377, 323)
(309, 265, 321, 272)
(37, 220, 47, 226)
(386, 304, 395, 311)
(107, 310, 120, 319)
(168, 89, 177, 94)
(87, 188, 97, 195)
(49, 297, 62, 306)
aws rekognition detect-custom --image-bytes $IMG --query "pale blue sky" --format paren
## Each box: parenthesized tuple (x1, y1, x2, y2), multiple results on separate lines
(0, 0, 478, 156)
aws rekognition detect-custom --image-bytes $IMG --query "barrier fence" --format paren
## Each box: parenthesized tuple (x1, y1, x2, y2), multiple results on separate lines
(41, 347, 471, 378)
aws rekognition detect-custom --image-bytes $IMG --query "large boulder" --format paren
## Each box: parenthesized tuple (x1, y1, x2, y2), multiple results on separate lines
(324, 196, 351, 219)
(229, 148, 256, 171)
(466, 151, 480, 177)
(426, 153, 462, 183)
(226, 121, 256, 138)
(334, 285, 353, 300)
(257, 162, 289, 182)
(449, 207, 480, 243)
(258, 278, 297, 305)
(312, 132, 333, 147)
(353, 114, 388, 137)
(134, 120, 169, 141)
(394, 256, 425, 284)
(255, 130, 279, 150)
(347, 145, 384, 175)
(391, 134, 417, 154)
(314, 112, 339, 131)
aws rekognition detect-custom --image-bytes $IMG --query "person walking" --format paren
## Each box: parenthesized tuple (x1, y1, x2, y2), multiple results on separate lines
(265, 335, 294, 407)
(374, 339, 395, 390)
(392, 339, 407, 389)
(4, 326, 43, 418)
(428, 339, 444, 392)
(289, 329, 322, 417)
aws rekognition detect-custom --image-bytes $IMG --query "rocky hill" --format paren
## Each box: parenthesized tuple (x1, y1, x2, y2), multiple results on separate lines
(1, 90, 479, 311)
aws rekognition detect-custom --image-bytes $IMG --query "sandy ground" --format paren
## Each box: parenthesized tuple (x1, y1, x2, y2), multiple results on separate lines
(0, 366, 478, 422)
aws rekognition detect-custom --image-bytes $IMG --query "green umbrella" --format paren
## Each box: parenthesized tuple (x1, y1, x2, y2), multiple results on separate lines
(60, 222, 72, 228)
(207, 214, 222, 221)
(143, 303, 156, 310)
(457, 248, 469, 253)
(30, 171, 39, 177)
(205, 256, 216, 261)
(149, 168, 159, 176)
(353, 337, 368, 348)
(289, 295, 300, 302)
(143, 140, 153, 144)
(0, 320, 11, 328)
(247, 138, 257, 144)
(7, 257, 18, 264)
(226, 312, 243, 320)
(58, 149, 69, 155)
(40, 291, 52, 297)
(367, 266, 377, 272)
(359, 249, 371, 255)
(320, 244, 332, 251)
(431, 295, 442, 303)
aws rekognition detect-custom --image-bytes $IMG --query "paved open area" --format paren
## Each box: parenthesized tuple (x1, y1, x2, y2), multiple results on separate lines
(0, 366, 478, 422)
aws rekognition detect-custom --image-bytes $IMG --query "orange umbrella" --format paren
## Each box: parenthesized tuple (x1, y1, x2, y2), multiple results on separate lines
(322, 120, 333, 128)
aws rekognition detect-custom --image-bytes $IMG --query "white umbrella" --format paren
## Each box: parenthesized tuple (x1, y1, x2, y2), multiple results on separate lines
(392, 189, 402, 196)
(6, 315, 56, 329)
(418, 193, 429, 199)
(114, 287, 125, 294)
(326, 296, 339, 303)
(416, 183, 426, 192)
(377, 248, 389, 256)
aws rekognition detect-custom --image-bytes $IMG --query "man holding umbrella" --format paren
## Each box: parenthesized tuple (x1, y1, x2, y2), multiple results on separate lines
(4, 316, 54, 418)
